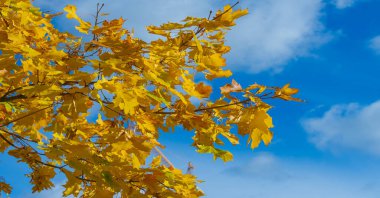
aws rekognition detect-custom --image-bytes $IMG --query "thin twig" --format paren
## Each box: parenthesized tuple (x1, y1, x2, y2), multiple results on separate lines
(0, 106, 52, 127)
(0, 11, 9, 27)
(179, 1, 240, 48)
(154, 98, 250, 115)
(152, 147, 174, 168)
(0, 132, 18, 148)
(213, 1, 240, 20)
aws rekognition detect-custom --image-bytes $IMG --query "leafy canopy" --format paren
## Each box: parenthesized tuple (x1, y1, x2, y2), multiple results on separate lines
(0, 1, 300, 197)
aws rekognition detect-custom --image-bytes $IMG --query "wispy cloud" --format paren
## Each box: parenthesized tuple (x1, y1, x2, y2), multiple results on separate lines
(33, 0, 330, 74)
(333, 0, 356, 9)
(226, 0, 330, 73)
(225, 152, 289, 179)
(369, 35, 380, 54)
(33, 0, 212, 40)
(302, 101, 380, 155)
(197, 152, 380, 198)
(13, 151, 380, 198)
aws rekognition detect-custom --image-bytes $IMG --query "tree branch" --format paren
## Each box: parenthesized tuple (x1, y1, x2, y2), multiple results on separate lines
(179, 1, 240, 48)
(0, 132, 18, 148)
(0, 106, 52, 127)
(154, 98, 250, 115)
(0, 128, 38, 143)
(0, 11, 9, 27)
(0, 94, 28, 102)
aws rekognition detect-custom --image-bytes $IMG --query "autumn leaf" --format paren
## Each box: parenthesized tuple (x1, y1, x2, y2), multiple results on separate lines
(64, 5, 91, 34)
(274, 83, 302, 101)
(246, 83, 266, 94)
(220, 79, 243, 94)
(195, 82, 212, 98)
(0, 1, 300, 197)
(0, 69, 7, 76)
(0, 181, 12, 194)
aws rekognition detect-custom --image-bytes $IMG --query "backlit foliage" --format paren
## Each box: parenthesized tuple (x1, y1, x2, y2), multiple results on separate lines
(0, 1, 300, 197)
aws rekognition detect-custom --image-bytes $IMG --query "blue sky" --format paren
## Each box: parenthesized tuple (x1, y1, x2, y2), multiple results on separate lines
(2, 0, 380, 197)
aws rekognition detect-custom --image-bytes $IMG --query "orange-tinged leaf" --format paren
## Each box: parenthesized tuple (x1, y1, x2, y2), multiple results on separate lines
(0, 69, 7, 76)
(220, 79, 242, 94)
(0, 1, 300, 197)
(275, 83, 302, 101)
(0, 181, 12, 194)
(195, 82, 212, 98)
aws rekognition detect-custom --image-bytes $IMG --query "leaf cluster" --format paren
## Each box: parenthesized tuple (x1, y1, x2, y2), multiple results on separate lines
(0, 1, 300, 197)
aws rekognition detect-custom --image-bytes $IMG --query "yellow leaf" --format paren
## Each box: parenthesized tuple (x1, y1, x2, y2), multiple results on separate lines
(275, 83, 302, 101)
(0, 1, 299, 197)
(232, 8, 249, 20)
(193, 31, 203, 55)
(221, 132, 239, 145)
(131, 153, 141, 168)
(201, 54, 226, 67)
(246, 83, 266, 94)
(96, 113, 104, 125)
(205, 69, 232, 80)
(262, 130, 273, 145)
(151, 155, 161, 167)
(147, 26, 170, 37)
(182, 73, 212, 99)
(64, 5, 91, 34)
(112, 142, 133, 153)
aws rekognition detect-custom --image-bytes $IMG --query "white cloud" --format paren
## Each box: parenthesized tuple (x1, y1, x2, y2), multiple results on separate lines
(196, 152, 380, 198)
(226, 0, 330, 73)
(156, 140, 380, 198)
(224, 152, 291, 180)
(12, 149, 380, 198)
(33, 0, 330, 73)
(333, 0, 356, 9)
(369, 35, 380, 54)
(33, 0, 212, 40)
(302, 101, 380, 155)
